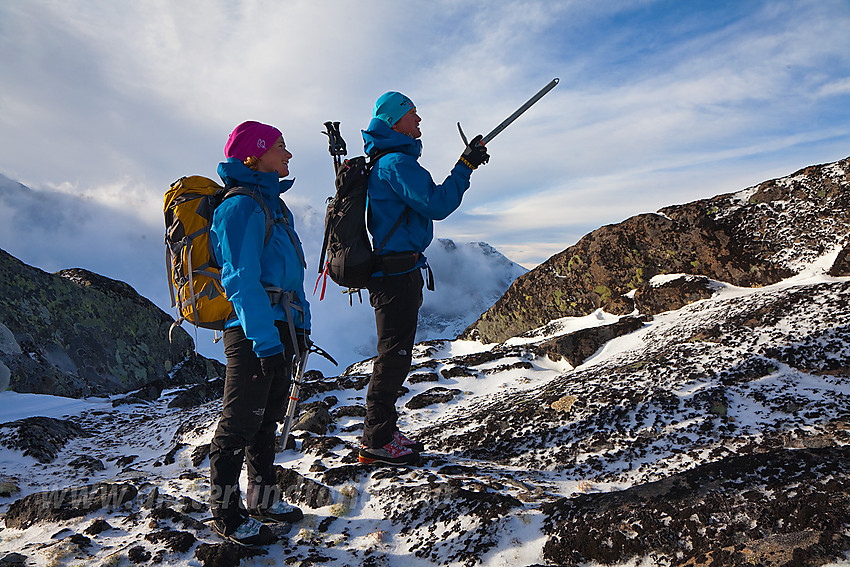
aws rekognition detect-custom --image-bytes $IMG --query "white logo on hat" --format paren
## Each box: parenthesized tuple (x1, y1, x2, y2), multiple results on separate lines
(257, 139, 267, 150)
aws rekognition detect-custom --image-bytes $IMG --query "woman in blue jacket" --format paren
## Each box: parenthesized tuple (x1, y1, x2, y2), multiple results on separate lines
(207, 121, 309, 545)
(358, 93, 489, 465)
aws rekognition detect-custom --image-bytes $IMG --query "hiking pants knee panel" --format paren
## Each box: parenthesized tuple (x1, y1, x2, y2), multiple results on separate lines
(362, 270, 423, 448)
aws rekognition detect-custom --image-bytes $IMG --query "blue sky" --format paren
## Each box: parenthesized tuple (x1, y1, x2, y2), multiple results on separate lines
(1, 0, 850, 366)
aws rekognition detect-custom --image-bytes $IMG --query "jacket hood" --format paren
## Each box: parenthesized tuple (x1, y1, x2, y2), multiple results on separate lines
(217, 158, 295, 198)
(362, 117, 422, 158)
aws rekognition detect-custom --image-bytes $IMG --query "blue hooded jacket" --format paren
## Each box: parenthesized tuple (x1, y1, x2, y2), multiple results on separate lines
(210, 159, 311, 358)
(362, 118, 472, 273)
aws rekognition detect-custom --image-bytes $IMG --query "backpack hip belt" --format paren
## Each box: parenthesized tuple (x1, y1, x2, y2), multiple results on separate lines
(374, 252, 419, 275)
(265, 286, 303, 309)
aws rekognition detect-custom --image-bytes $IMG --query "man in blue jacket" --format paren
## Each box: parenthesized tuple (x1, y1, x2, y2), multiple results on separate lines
(358, 92, 489, 465)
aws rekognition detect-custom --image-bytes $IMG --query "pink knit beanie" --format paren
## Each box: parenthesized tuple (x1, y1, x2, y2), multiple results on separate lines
(224, 121, 283, 162)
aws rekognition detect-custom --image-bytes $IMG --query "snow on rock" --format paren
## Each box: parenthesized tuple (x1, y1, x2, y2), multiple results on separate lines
(468, 156, 850, 344)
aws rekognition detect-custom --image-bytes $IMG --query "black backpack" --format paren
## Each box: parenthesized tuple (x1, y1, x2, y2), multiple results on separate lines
(317, 122, 406, 292)
(318, 152, 409, 289)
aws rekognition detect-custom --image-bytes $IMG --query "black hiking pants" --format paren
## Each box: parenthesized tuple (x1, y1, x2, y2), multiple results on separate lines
(209, 321, 294, 525)
(362, 269, 423, 449)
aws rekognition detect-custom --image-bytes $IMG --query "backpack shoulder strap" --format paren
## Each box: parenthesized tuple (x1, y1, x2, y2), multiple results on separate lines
(374, 208, 409, 256)
(278, 200, 307, 268)
(367, 149, 395, 169)
(220, 186, 306, 268)
(219, 186, 275, 245)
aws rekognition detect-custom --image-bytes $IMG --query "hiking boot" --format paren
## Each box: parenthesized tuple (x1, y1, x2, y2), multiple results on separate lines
(393, 430, 425, 453)
(359, 438, 420, 466)
(248, 500, 304, 524)
(212, 514, 276, 546)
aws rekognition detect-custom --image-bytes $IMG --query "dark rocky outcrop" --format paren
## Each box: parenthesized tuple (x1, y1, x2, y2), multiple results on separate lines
(633, 274, 718, 315)
(0, 553, 27, 567)
(536, 315, 646, 366)
(274, 466, 334, 509)
(4, 482, 137, 529)
(194, 542, 267, 567)
(167, 377, 225, 409)
(0, 249, 223, 397)
(406, 386, 463, 409)
(828, 240, 850, 276)
(467, 157, 850, 343)
(542, 446, 850, 567)
(300, 435, 344, 455)
(144, 528, 197, 552)
(0, 416, 88, 463)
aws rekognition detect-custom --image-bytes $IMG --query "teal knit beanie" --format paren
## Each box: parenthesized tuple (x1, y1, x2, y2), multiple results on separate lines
(373, 91, 415, 126)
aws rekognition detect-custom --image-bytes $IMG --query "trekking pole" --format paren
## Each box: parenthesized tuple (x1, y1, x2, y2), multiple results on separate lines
(280, 349, 309, 451)
(317, 121, 348, 276)
(279, 343, 338, 451)
(322, 121, 347, 170)
(457, 77, 559, 146)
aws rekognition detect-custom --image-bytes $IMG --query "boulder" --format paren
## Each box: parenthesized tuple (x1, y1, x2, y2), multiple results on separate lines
(634, 274, 718, 315)
(5, 482, 137, 529)
(0, 249, 224, 397)
(0, 416, 88, 463)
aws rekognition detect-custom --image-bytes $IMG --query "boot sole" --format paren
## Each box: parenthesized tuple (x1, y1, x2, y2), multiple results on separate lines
(209, 518, 277, 547)
(213, 527, 276, 547)
(358, 452, 420, 466)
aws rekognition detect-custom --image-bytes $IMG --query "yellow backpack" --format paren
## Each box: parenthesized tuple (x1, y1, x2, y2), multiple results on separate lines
(163, 176, 272, 340)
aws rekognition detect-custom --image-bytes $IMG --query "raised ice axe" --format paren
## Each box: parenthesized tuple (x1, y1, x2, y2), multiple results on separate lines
(457, 77, 559, 146)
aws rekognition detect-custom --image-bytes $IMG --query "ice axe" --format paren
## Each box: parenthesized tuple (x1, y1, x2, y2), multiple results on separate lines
(457, 77, 559, 147)
(280, 342, 338, 451)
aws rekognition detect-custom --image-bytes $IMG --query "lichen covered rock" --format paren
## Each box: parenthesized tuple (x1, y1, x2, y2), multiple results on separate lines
(0, 249, 222, 397)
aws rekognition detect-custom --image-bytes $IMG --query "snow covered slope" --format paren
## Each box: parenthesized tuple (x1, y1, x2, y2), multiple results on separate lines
(1, 246, 848, 566)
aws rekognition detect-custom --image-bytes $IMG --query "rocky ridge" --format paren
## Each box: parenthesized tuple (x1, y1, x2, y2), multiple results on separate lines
(1, 264, 848, 566)
(467, 157, 850, 344)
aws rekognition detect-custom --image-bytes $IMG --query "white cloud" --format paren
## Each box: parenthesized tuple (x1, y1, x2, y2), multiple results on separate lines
(817, 78, 850, 98)
(1, 0, 850, 312)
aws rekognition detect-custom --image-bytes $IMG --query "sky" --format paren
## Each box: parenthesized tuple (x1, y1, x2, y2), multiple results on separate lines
(1, 0, 850, 367)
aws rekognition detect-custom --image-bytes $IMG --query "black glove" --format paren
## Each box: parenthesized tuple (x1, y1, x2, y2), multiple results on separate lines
(458, 134, 489, 170)
(259, 352, 288, 381)
(295, 329, 311, 355)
